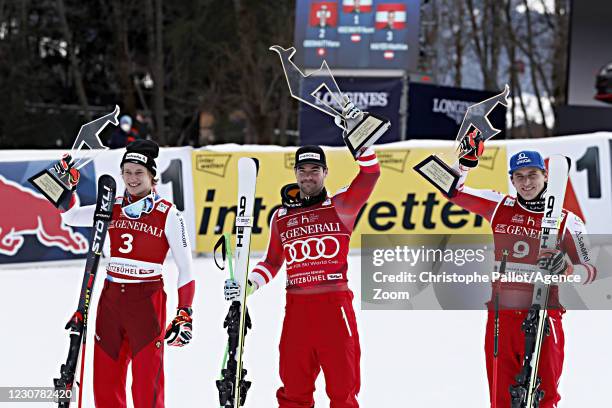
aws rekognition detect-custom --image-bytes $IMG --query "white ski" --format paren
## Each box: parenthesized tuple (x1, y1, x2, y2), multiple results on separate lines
(510, 155, 571, 408)
(216, 157, 259, 408)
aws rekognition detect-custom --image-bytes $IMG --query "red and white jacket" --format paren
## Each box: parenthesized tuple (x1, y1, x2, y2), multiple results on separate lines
(249, 149, 380, 293)
(449, 166, 596, 309)
(61, 194, 195, 307)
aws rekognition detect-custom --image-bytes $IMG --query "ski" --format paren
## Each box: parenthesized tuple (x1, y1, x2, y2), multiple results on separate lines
(509, 155, 571, 408)
(53, 174, 116, 407)
(216, 158, 259, 408)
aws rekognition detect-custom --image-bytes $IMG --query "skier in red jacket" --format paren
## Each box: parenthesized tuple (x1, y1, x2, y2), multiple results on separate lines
(226, 101, 380, 408)
(60, 140, 194, 407)
(445, 132, 596, 407)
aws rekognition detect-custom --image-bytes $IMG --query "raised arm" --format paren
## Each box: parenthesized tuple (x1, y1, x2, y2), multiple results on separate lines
(60, 195, 96, 227)
(332, 147, 381, 230)
(445, 163, 504, 222)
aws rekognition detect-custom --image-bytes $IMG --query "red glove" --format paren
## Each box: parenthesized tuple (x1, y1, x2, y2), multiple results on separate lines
(537, 249, 573, 275)
(165, 307, 193, 347)
(458, 129, 485, 169)
(54, 154, 80, 188)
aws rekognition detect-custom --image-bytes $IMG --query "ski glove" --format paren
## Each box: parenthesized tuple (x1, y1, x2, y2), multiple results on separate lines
(537, 249, 573, 276)
(458, 129, 485, 169)
(334, 96, 364, 134)
(165, 307, 193, 347)
(65, 310, 84, 331)
(224, 279, 257, 301)
(54, 153, 80, 188)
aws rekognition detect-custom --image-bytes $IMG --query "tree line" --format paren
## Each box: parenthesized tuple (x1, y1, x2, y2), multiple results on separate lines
(0, 0, 568, 148)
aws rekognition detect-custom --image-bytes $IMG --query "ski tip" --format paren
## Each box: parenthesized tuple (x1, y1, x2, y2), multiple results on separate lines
(251, 158, 260, 174)
(238, 157, 259, 174)
(548, 155, 571, 173)
(98, 174, 117, 186)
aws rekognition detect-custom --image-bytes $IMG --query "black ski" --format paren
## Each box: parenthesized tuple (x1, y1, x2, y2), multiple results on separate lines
(53, 174, 116, 407)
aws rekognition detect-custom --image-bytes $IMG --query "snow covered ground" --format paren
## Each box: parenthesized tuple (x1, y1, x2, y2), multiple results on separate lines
(1, 254, 610, 407)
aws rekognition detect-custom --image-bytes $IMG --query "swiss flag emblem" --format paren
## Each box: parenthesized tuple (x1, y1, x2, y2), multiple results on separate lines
(342, 0, 373, 13)
(309, 2, 338, 27)
(375, 3, 407, 30)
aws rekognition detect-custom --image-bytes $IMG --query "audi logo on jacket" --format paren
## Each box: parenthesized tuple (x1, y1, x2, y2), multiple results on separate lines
(249, 149, 381, 291)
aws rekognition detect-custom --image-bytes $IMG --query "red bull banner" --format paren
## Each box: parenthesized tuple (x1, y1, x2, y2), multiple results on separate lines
(0, 160, 96, 264)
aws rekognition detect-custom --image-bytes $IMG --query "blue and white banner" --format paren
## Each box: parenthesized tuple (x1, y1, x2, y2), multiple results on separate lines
(294, 0, 421, 70)
(299, 75, 403, 146)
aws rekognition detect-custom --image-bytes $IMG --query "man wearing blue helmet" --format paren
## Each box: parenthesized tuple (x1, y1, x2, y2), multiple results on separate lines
(444, 135, 596, 408)
(507, 150, 547, 202)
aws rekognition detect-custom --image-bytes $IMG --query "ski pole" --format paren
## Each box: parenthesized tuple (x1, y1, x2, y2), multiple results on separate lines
(492, 249, 508, 408)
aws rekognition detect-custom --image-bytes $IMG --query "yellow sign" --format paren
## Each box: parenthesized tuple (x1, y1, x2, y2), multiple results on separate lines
(192, 146, 508, 252)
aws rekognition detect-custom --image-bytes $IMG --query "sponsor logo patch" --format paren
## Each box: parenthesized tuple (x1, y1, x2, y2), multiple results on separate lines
(157, 202, 169, 213)
(495, 224, 507, 233)
(516, 152, 531, 165)
(298, 152, 321, 161)
(301, 213, 319, 224)
(125, 152, 148, 163)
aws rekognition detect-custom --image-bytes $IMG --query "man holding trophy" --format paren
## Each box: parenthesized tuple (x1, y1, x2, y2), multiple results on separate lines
(414, 88, 597, 407)
(223, 46, 387, 408)
(30, 109, 196, 408)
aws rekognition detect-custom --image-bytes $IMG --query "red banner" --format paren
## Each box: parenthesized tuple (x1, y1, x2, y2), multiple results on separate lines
(309, 2, 338, 27)
(342, 0, 373, 13)
(375, 3, 407, 30)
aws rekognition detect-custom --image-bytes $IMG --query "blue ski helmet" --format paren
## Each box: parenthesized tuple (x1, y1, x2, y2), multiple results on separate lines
(508, 151, 546, 175)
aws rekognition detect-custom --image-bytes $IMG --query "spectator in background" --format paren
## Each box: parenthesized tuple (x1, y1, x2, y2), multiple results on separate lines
(198, 111, 215, 146)
(108, 114, 140, 148)
(135, 111, 153, 140)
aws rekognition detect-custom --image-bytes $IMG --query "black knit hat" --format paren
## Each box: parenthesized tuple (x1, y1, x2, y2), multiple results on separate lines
(294, 145, 327, 168)
(120, 140, 159, 177)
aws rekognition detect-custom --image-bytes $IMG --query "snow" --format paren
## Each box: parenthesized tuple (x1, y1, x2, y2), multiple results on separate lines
(0, 255, 610, 407)
(517, 0, 556, 15)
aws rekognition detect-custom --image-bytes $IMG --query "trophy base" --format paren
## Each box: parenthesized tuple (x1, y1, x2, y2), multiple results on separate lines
(413, 155, 460, 197)
(344, 113, 391, 159)
(28, 169, 74, 211)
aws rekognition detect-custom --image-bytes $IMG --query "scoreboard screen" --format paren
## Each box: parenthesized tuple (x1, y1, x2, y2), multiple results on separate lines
(294, 0, 421, 70)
